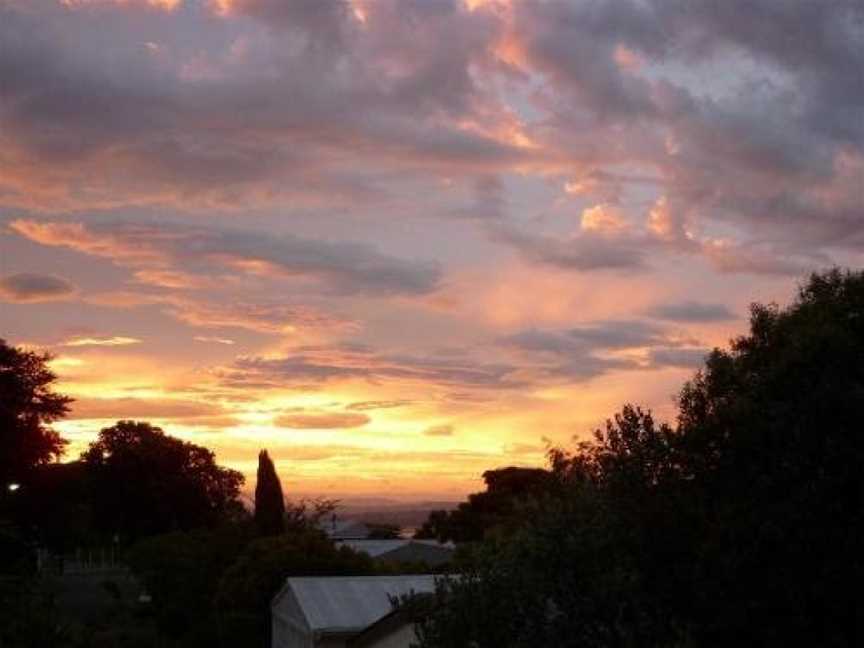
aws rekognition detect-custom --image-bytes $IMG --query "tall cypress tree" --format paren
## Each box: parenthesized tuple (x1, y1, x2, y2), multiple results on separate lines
(254, 449, 285, 536)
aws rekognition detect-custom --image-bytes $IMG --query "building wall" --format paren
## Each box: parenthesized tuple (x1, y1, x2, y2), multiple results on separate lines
(272, 613, 313, 648)
(272, 587, 313, 648)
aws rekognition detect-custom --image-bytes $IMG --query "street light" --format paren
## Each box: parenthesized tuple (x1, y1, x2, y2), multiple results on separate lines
(7, 483, 20, 492)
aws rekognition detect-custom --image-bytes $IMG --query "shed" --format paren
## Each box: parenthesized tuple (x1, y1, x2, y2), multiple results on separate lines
(271, 575, 436, 648)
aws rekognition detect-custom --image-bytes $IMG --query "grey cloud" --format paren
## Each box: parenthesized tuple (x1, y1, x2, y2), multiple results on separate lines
(514, 0, 659, 120)
(540, 356, 638, 382)
(0, 0, 861, 275)
(0, 273, 76, 303)
(502, 318, 699, 382)
(701, 240, 830, 277)
(492, 225, 648, 271)
(11, 220, 441, 297)
(490, 214, 831, 278)
(222, 346, 522, 391)
(451, 175, 506, 221)
(566, 319, 677, 349)
(653, 0, 864, 145)
(645, 301, 736, 322)
(502, 320, 676, 357)
(226, 0, 351, 43)
(500, 329, 631, 383)
(0, 0, 513, 209)
(502, 329, 590, 356)
(512, 0, 864, 265)
(208, 230, 440, 295)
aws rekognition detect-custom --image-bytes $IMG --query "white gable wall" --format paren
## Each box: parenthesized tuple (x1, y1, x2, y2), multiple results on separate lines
(272, 586, 314, 648)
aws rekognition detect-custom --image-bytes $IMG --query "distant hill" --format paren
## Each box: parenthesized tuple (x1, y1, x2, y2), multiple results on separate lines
(335, 500, 459, 531)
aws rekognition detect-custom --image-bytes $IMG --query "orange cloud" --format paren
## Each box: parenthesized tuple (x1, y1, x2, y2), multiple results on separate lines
(194, 336, 236, 346)
(580, 204, 629, 235)
(647, 196, 683, 242)
(70, 396, 224, 420)
(274, 412, 372, 430)
(613, 44, 643, 71)
(8, 220, 166, 265)
(423, 424, 455, 437)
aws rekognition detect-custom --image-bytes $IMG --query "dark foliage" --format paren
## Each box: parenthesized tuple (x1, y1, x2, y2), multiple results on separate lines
(215, 529, 377, 647)
(14, 461, 95, 552)
(414, 466, 552, 542)
(669, 269, 863, 645)
(254, 449, 285, 536)
(414, 269, 863, 647)
(0, 339, 71, 485)
(365, 522, 401, 539)
(284, 496, 337, 533)
(81, 421, 244, 540)
(122, 497, 354, 647)
(126, 524, 254, 645)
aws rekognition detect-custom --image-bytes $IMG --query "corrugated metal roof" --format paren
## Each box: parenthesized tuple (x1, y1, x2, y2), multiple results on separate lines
(278, 575, 436, 634)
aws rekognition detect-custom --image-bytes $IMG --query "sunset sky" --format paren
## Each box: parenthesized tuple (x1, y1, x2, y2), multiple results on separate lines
(2, 0, 862, 501)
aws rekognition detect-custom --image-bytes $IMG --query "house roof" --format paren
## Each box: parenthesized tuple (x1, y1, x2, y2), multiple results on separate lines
(274, 575, 437, 635)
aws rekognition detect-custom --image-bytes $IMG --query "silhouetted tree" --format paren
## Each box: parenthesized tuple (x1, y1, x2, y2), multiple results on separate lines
(415, 466, 552, 542)
(668, 268, 863, 645)
(414, 269, 862, 648)
(414, 407, 685, 648)
(0, 339, 70, 486)
(124, 495, 341, 645)
(366, 522, 401, 539)
(254, 449, 285, 536)
(14, 461, 94, 553)
(283, 496, 337, 533)
(81, 420, 244, 540)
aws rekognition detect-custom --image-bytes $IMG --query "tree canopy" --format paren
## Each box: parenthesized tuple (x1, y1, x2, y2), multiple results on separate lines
(414, 466, 552, 543)
(414, 269, 862, 647)
(0, 339, 70, 485)
(81, 420, 244, 539)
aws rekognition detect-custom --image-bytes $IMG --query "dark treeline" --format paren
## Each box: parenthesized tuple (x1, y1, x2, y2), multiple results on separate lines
(0, 345, 432, 646)
(1, 269, 862, 647)
(408, 269, 861, 647)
